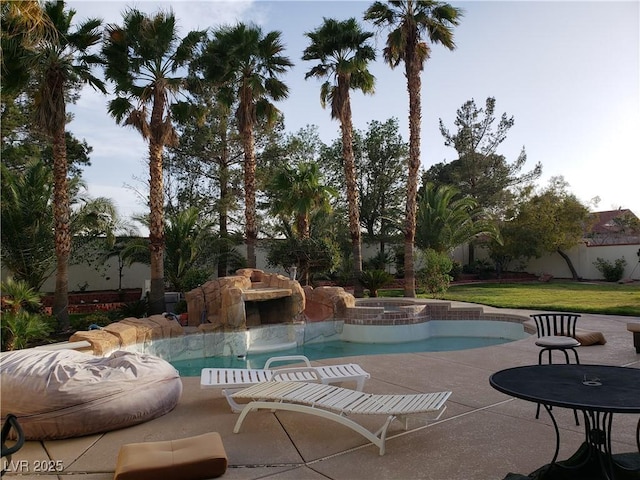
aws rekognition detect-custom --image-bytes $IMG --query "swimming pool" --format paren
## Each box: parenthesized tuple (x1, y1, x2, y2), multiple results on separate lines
(170, 320, 529, 376)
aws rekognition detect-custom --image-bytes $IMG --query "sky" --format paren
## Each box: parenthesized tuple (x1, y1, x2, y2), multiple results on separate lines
(65, 0, 640, 230)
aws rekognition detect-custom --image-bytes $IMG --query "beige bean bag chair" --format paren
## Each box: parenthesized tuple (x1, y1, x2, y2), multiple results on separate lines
(0, 349, 182, 440)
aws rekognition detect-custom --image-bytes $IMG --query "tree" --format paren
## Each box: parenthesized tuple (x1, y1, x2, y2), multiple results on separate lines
(319, 118, 408, 254)
(416, 183, 500, 253)
(267, 162, 335, 240)
(5, 1, 106, 330)
(102, 9, 206, 314)
(1, 161, 56, 290)
(358, 118, 408, 252)
(1, 161, 120, 292)
(303, 17, 376, 297)
(168, 82, 245, 277)
(365, 0, 463, 297)
(490, 177, 593, 280)
(163, 207, 214, 292)
(1, 0, 57, 92)
(266, 161, 336, 285)
(431, 97, 542, 216)
(200, 23, 293, 269)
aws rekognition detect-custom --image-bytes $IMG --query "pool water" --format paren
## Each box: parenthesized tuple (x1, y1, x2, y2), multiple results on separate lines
(171, 336, 512, 377)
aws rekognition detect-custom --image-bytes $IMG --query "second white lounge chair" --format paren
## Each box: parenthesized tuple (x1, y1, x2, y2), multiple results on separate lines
(200, 355, 370, 412)
(231, 381, 451, 455)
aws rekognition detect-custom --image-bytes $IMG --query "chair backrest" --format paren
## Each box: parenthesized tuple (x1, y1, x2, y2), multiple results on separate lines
(530, 313, 580, 338)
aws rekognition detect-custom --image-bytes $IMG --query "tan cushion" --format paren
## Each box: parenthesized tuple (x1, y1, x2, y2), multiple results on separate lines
(536, 336, 580, 348)
(627, 323, 640, 333)
(114, 432, 227, 480)
(574, 330, 607, 346)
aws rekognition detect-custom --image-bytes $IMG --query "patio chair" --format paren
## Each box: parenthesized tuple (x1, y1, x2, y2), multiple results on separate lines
(530, 313, 581, 425)
(531, 313, 581, 365)
(1, 414, 25, 477)
(201, 355, 370, 412)
(231, 381, 451, 455)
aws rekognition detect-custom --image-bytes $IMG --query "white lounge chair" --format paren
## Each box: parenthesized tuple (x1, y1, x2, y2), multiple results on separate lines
(200, 355, 370, 412)
(231, 381, 451, 455)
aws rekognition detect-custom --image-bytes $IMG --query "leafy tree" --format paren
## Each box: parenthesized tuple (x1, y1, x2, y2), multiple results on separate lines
(358, 118, 408, 251)
(365, 0, 463, 297)
(3, 1, 105, 329)
(416, 183, 500, 253)
(429, 97, 542, 216)
(303, 17, 376, 297)
(200, 23, 293, 269)
(167, 81, 245, 277)
(266, 236, 341, 284)
(490, 177, 593, 280)
(102, 9, 206, 314)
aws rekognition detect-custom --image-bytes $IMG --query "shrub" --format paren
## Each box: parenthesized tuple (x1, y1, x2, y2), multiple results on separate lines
(1, 311, 52, 351)
(181, 268, 213, 293)
(463, 259, 495, 279)
(173, 299, 188, 314)
(417, 249, 453, 298)
(70, 312, 113, 331)
(449, 261, 463, 281)
(593, 257, 627, 282)
(117, 299, 148, 318)
(360, 270, 394, 297)
(363, 251, 393, 271)
(0, 278, 51, 351)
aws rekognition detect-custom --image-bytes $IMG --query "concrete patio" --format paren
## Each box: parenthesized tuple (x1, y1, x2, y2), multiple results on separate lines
(4, 306, 639, 479)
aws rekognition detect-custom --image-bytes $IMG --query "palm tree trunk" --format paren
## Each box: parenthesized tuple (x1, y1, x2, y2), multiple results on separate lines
(404, 55, 422, 298)
(218, 125, 230, 278)
(148, 138, 165, 314)
(339, 88, 364, 297)
(52, 126, 70, 329)
(242, 127, 257, 269)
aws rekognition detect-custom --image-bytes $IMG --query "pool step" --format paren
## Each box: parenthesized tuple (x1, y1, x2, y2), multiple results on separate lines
(247, 341, 297, 354)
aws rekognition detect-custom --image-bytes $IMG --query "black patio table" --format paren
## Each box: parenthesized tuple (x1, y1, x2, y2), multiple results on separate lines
(490, 364, 640, 480)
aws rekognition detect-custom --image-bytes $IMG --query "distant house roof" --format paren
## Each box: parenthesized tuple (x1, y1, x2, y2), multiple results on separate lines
(586, 209, 640, 245)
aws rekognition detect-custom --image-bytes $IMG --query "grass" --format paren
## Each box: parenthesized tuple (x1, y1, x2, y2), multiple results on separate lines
(381, 280, 640, 317)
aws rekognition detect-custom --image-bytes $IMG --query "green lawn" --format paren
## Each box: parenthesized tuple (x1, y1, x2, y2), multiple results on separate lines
(383, 281, 640, 317)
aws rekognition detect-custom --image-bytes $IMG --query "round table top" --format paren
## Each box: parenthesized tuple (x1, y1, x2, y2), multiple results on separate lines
(489, 364, 640, 413)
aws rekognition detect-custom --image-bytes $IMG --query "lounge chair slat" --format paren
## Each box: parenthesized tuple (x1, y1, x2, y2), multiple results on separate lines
(232, 381, 452, 455)
(202, 355, 371, 411)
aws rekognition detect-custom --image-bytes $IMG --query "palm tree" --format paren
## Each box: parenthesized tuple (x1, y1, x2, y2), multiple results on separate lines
(365, 0, 463, 297)
(7, 1, 106, 330)
(200, 23, 293, 269)
(1, 0, 57, 90)
(416, 183, 500, 253)
(1, 161, 56, 290)
(102, 9, 206, 314)
(267, 162, 336, 240)
(302, 17, 376, 297)
(163, 207, 212, 292)
(1, 160, 122, 292)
